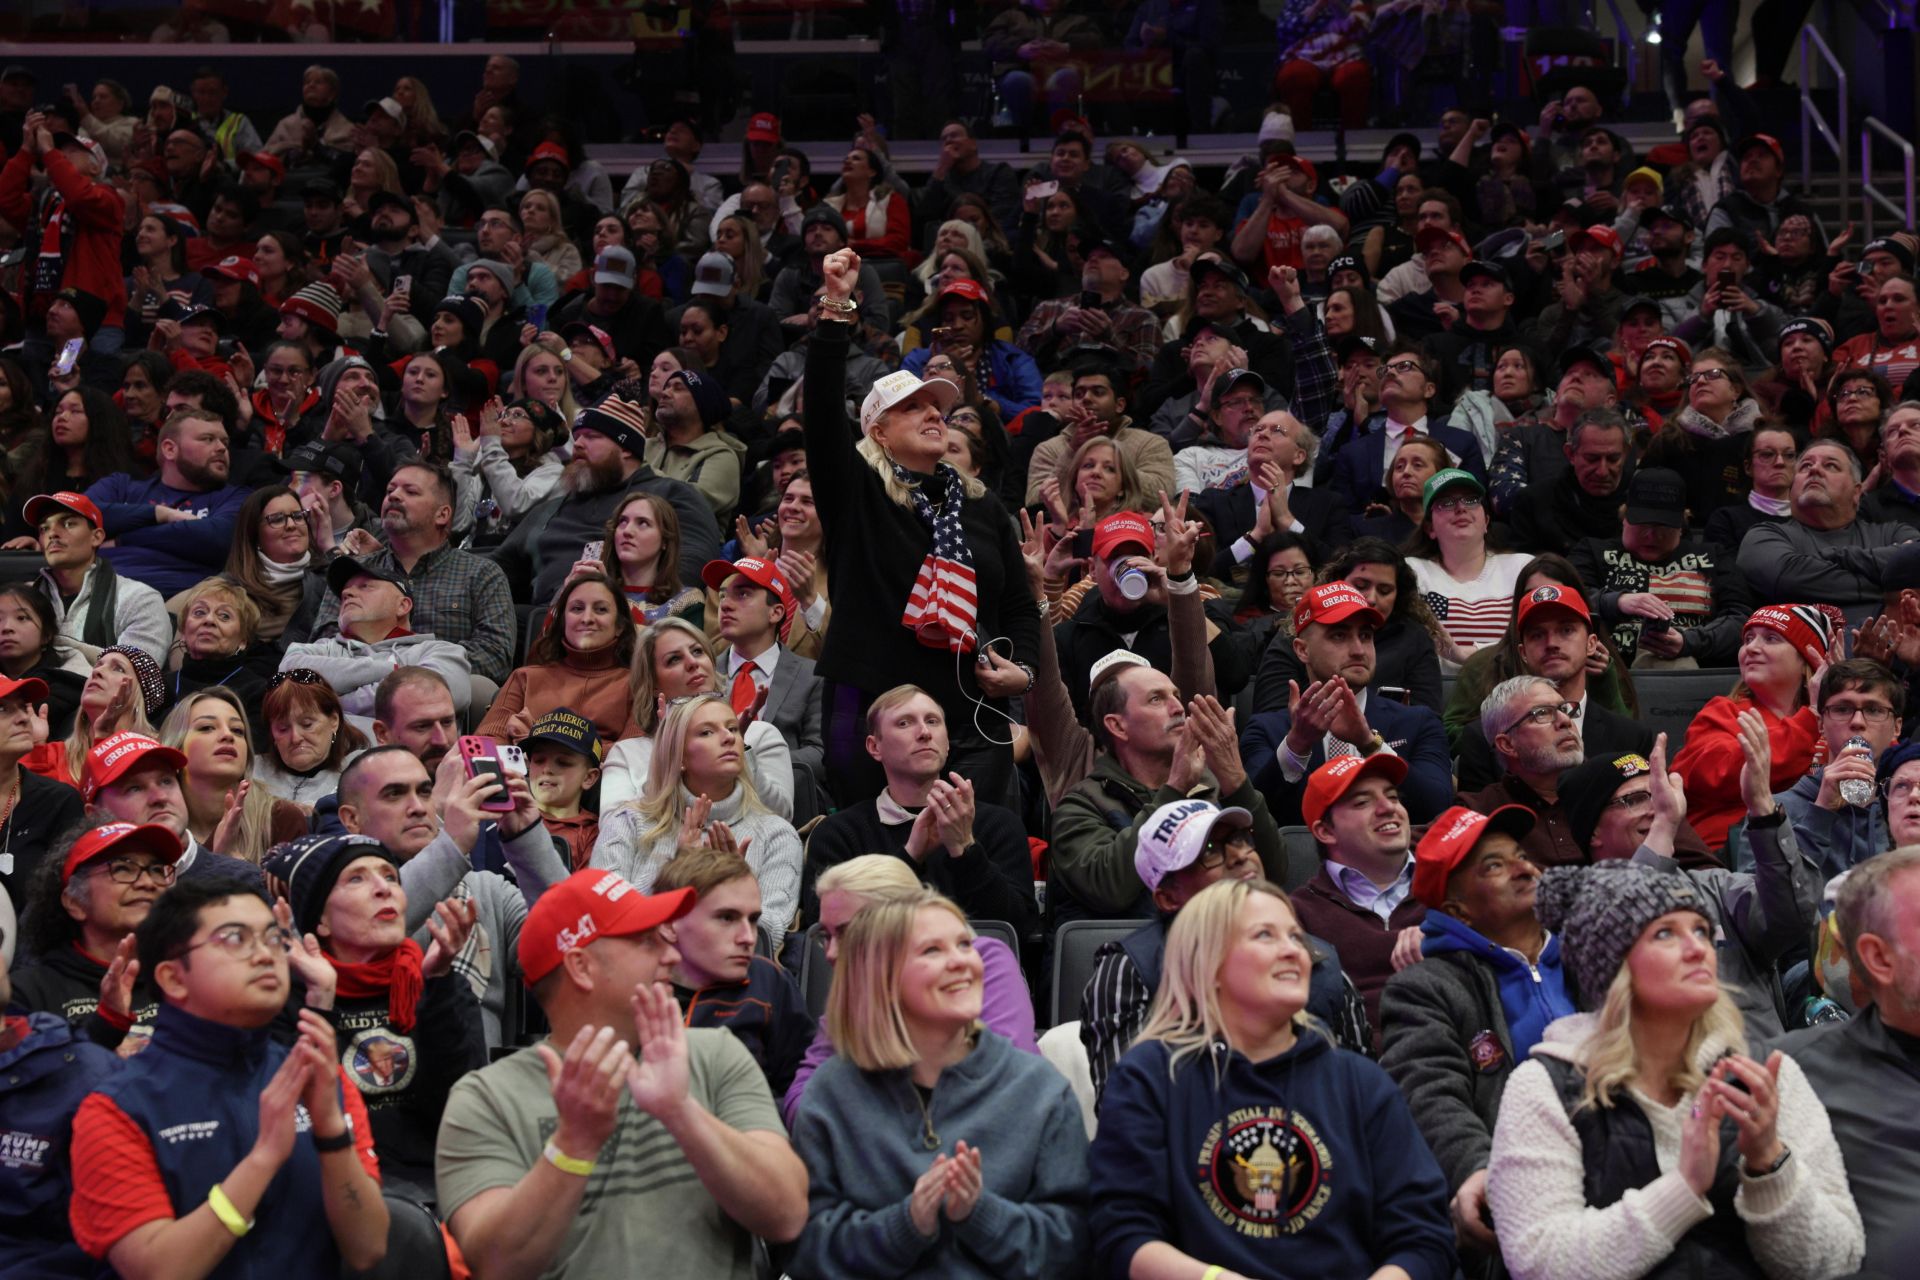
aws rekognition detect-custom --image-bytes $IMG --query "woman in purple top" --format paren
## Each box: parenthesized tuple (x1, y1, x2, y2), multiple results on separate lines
(782, 854, 1037, 1126)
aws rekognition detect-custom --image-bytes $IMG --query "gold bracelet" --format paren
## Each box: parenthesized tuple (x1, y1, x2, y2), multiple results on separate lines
(542, 1140, 595, 1177)
(207, 1183, 252, 1238)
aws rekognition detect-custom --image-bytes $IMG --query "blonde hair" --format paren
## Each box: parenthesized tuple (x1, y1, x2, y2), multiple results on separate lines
(632, 692, 767, 841)
(826, 889, 975, 1071)
(717, 213, 767, 300)
(856, 432, 987, 509)
(1576, 957, 1749, 1112)
(171, 577, 261, 668)
(1055, 434, 1149, 519)
(512, 342, 580, 426)
(815, 852, 923, 902)
(1136, 879, 1317, 1077)
(519, 188, 565, 237)
(353, 148, 403, 197)
(159, 687, 279, 862)
(394, 77, 446, 142)
(628, 616, 711, 733)
(65, 654, 154, 783)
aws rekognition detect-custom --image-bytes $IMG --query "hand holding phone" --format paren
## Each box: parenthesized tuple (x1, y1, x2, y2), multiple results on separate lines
(53, 338, 83, 378)
(457, 735, 518, 813)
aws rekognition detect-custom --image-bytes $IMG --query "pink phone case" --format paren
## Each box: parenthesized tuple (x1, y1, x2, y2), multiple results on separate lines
(458, 735, 516, 812)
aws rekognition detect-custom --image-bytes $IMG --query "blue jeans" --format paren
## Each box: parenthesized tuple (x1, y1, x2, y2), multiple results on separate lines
(999, 65, 1084, 126)
(1660, 0, 1735, 112)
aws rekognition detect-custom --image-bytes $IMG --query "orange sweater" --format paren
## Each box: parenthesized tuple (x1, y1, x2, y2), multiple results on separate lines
(1671, 694, 1819, 852)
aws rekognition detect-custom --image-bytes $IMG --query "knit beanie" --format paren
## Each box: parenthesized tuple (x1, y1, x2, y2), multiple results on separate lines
(468, 258, 518, 291)
(669, 368, 730, 428)
(263, 833, 399, 938)
(574, 394, 650, 457)
(801, 204, 849, 242)
(282, 281, 343, 335)
(1535, 862, 1710, 1007)
(100, 645, 167, 721)
(1558, 750, 1657, 853)
(1777, 316, 1835, 358)
(53, 287, 107, 339)
(1744, 603, 1837, 669)
(434, 293, 485, 340)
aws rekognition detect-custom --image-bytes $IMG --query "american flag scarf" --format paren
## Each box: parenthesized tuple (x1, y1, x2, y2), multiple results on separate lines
(895, 460, 979, 652)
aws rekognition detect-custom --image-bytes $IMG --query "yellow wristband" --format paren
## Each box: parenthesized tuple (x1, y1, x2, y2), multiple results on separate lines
(207, 1183, 252, 1238)
(542, 1140, 595, 1177)
(1201, 1268, 1225, 1280)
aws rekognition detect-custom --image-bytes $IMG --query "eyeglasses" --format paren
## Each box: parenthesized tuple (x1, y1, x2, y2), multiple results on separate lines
(1267, 564, 1314, 582)
(1835, 386, 1881, 402)
(1884, 778, 1920, 802)
(1821, 702, 1897, 723)
(1753, 449, 1797, 463)
(1431, 494, 1483, 513)
(1383, 359, 1426, 376)
(263, 364, 309, 380)
(1603, 787, 1653, 812)
(175, 922, 291, 960)
(1686, 369, 1731, 385)
(89, 857, 177, 886)
(269, 668, 325, 690)
(1195, 830, 1257, 870)
(1502, 700, 1577, 734)
(261, 509, 306, 529)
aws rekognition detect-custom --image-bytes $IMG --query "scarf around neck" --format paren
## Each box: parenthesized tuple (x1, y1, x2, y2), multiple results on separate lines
(330, 938, 425, 1033)
(892, 459, 979, 652)
(258, 552, 311, 588)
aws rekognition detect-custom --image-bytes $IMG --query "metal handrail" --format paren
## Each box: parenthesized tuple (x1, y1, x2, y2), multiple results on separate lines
(1862, 116, 1917, 239)
(1800, 26, 1851, 229)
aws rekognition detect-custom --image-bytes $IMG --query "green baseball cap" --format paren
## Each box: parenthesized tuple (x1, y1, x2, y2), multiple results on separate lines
(1421, 467, 1484, 517)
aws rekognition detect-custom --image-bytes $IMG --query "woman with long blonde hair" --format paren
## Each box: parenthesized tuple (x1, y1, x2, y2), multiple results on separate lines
(1089, 878, 1454, 1280)
(518, 188, 582, 281)
(24, 645, 160, 791)
(159, 687, 307, 861)
(595, 617, 792, 813)
(790, 888, 1088, 1279)
(391, 75, 447, 147)
(1486, 863, 1865, 1280)
(803, 247, 1039, 812)
(712, 211, 767, 302)
(589, 691, 801, 943)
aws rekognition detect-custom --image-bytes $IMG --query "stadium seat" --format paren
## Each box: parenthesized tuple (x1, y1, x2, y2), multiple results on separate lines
(1275, 826, 1321, 891)
(1634, 667, 1739, 757)
(1050, 918, 1141, 1027)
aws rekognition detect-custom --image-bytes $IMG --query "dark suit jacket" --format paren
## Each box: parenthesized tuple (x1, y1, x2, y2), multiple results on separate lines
(739, 643, 829, 823)
(1325, 417, 1487, 514)
(1454, 699, 1655, 793)
(1193, 482, 1353, 578)
(1239, 697, 1457, 826)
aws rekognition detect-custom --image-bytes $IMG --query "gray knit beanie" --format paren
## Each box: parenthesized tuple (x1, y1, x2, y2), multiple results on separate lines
(1535, 863, 1710, 1007)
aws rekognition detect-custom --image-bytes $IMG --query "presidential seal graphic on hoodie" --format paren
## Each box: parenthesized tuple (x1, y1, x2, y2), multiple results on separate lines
(1196, 1106, 1333, 1235)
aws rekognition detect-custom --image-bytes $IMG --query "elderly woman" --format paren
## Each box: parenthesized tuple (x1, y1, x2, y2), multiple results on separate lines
(168, 577, 280, 713)
(807, 249, 1040, 811)
(790, 888, 1085, 1279)
(1816, 367, 1892, 471)
(1090, 878, 1455, 1278)
(590, 691, 803, 946)
(1487, 862, 1865, 1280)
(253, 669, 370, 809)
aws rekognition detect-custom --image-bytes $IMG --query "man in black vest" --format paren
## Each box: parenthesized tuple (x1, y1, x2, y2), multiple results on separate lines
(27, 491, 170, 666)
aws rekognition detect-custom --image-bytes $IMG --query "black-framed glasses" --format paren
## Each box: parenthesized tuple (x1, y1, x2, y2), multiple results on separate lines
(89, 857, 177, 886)
(1503, 700, 1577, 735)
(269, 668, 325, 690)
(174, 922, 290, 960)
(1195, 829, 1257, 871)
(1603, 787, 1653, 812)
(1821, 702, 1897, 723)
(1431, 493, 1483, 513)
(1687, 369, 1731, 384)
(1267, 564, 1314, 582)
(1383, 359, 1426, 376)
(1835, 385, 1880, 402)
(261, 510, 306, 529)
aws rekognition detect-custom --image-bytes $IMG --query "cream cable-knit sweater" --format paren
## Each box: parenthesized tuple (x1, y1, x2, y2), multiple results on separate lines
(1486, 1012, 1865, 1280)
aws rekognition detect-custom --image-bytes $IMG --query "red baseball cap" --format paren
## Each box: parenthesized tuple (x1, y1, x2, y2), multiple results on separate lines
(526, 141, 572, 173)
(1276, 153, 1318, 186)
(1737, 133, 1786, 165)
(1515, 583, 1592, 633)
(205, 255, 260, 287)
(1415, 226, 1470, 256)
(1292, 582, 1385, 635)
(520, 869, 696, 985)
(1410, 804, 1536, 909)
(746, 113, 782, 143)
(0, 674, 48, 706)
(701, 556, 798, 641)
(83, 731, 187, 803)
(1301, 752, 1409, 830)
(241, 151, 285, 180)
(24, 490, 102, 530)
(1571, 225, 1623, 257)
(1643, 335, 1692, 365)
(61, 821, 183, 885)
(1092, 511, 1155, 561)
(938, 278, 990, 304)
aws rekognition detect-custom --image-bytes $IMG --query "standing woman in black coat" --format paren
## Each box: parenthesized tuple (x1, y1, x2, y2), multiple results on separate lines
(805, 248, 1040, 812)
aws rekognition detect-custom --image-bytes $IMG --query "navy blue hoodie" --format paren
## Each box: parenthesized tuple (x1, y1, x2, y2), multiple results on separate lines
(1089, 1030, 1454, 1280)
(1418, 911, 1575, 1059)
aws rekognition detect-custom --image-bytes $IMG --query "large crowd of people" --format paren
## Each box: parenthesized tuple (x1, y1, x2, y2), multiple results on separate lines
(0, 38, 1917, 1280)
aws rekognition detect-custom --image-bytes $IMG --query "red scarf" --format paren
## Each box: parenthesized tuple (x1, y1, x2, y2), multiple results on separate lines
(330, 939, 425, 1032)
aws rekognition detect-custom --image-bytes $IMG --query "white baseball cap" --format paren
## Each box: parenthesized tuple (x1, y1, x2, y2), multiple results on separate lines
(858, 369, 960, 435)
(1088, 648, 1150, 693)
(1135, 799, 1254, 892)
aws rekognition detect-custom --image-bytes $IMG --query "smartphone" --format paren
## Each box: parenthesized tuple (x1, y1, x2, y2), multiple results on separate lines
(583, 539, 604, 562)
(527, 302, 549, 330)
(1542, 230, 1566, 252)
(1641, 617, 1672, 634)
(1030, 180, 1059, 200)
(1716, 269, 1736, 287)
(457, 735, 517, 813)
(771, 157, 793, 188)
(1073, 528, 1093, 558)
(53, 337, 82, 377)
(497, 743, 528, 777)
(395, 273, 413, 294)
(1079, 290, 1101, 310)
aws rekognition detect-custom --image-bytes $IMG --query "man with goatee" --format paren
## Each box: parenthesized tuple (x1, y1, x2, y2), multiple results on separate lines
(494, 395, 721, 606)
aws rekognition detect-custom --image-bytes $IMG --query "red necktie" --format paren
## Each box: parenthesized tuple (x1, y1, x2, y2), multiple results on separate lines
(730, 660, 757, 716)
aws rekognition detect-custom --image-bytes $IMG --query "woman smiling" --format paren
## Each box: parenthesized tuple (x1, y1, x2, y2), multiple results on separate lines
(476, 570, 641, 747)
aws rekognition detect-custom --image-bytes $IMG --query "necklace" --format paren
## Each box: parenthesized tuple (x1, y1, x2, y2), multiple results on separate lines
(913, 1086, 940, 1152)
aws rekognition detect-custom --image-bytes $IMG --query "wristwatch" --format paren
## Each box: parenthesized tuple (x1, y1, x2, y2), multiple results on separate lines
(1360, 731, 1386, 755)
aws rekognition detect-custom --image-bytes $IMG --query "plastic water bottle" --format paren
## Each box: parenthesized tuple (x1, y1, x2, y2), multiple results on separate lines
(1117, 565, 1150, 601)
(1840, 736, 1875, 808)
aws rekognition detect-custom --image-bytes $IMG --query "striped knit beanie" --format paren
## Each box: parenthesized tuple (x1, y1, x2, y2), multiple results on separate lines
(574, 395, 650, 457)
(281, 281, 343, 335)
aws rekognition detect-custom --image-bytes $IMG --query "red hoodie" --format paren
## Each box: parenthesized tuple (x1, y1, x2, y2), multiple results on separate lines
(0, 145, 127, 329)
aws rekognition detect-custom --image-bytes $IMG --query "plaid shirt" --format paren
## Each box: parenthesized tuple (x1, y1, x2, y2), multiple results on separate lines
(1016, 295, 1164, 374)
(312, 541, 517, 684)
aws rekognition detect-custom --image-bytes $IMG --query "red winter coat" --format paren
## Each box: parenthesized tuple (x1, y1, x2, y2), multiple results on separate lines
(0, 146, 128, 329)
(1671, 694, 1820, 852)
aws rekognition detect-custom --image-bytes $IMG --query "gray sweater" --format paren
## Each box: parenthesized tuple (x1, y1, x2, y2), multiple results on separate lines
(1737, 515, 1920, 625)
(790, 1029, 1090, 1279)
